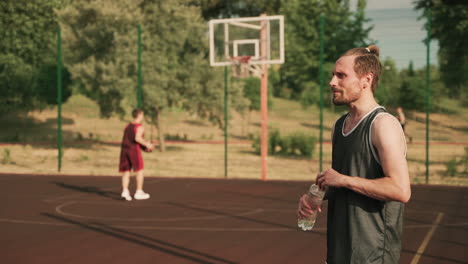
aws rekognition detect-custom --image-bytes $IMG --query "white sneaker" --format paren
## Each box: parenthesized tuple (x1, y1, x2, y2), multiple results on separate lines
(121, 190, 132, 201)
(134, 190, 150, 200)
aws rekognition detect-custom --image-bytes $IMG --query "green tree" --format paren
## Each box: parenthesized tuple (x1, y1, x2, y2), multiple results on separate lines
(375, 57, 401, 106)
(240, 76, 273, 111)
(414, 0, 468, 98)
(0, 54, 37, 113)
(280, 0, 372, 100)
(0, 0, 72, 114)
(58, 0, 142, 118)
(59, 0, 248, 151)
(197, 0, 282, 20)
(398, 61, 444, 111)
(139, 0, 248, 151)
(197, 0, 372, 104)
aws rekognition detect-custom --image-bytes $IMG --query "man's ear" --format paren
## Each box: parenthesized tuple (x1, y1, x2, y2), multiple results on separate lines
(363, 72, 374, 90)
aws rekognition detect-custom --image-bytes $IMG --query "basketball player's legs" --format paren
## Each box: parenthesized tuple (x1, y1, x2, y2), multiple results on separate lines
(134, 169, 150, 200)
(119, 150, 133, 201)
(136, 169, 144, 191)
(122, 171, 131, 191)
(132, 149, 150, 200)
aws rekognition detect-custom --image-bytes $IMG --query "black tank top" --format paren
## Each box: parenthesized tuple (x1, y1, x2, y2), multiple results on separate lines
(327, 107, 404, 264)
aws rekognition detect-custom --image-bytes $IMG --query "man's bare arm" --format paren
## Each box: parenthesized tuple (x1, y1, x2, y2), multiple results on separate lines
(317, 114, 411, 203)
(135, 126, 152, 148)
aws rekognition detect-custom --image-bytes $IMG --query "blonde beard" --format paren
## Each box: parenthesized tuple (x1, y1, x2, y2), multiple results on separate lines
(333, 88, 362, 106)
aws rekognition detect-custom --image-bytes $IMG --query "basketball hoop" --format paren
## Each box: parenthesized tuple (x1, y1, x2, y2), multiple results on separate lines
(230, 56, 263, 78)
(209, 15, 284, 181)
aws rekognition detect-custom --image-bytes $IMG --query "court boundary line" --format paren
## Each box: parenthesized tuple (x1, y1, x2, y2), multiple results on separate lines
(410, 212, 444, 264)
(43, 178, 173, 203)
(1, 215, 465, 232)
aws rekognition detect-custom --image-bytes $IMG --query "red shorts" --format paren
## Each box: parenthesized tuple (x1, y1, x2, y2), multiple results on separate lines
(119, 147, 143, 172)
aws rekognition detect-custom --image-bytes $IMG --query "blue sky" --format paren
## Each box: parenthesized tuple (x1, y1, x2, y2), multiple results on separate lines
(350, 0, 413, 10)
(349, 0, 438, 69)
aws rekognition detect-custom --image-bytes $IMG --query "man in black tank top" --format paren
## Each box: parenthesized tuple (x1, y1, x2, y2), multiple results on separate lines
(298, 45, 410, 264)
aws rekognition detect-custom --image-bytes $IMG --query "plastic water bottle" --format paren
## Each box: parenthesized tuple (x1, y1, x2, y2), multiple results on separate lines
(298, 184, 325, 231)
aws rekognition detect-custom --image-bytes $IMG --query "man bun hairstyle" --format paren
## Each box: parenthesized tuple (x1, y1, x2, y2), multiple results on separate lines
(132, 108, 144, 118)
(342, 44, 382, 93)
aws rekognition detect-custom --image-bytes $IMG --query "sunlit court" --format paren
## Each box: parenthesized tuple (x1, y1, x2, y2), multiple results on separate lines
(1, 0, 467, 263)
(1, 174, 467, 263)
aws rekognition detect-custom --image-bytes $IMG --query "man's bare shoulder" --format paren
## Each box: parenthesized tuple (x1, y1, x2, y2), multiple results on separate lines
(136, 124, 145, 132)
(373, 113, 401, 131)
(372, 113, 405, 148)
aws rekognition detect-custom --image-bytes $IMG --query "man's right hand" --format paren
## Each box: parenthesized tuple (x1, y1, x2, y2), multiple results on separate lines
(297, 194, 321, 219)
(146, 143, 155, 151)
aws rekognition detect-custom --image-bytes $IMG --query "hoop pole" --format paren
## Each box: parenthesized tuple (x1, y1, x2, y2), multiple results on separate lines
(224, 66, 229, 179)
(425, 7, 431, 184)
(319, 13, 325, 172)
(56, 27, 63, 172)
(137, 24, 143, 108)
(260, 15, 268, 181)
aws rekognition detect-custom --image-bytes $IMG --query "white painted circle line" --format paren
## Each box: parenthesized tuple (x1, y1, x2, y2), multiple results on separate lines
(55, 201, 266, 222)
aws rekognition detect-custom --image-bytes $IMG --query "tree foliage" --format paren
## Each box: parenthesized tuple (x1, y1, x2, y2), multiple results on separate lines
(280, 0, 372, 100)
(58, 0, 249, 150)
(197, 0, 373, 107)
(238, 76, 273, 111)
(0, 0, 72, 114)
(414, 0, 468, 98)
(375, 58, 401, 106)
(58, 0, 142, 118)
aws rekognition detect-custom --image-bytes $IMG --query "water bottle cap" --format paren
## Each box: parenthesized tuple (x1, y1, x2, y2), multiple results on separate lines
(308, 184, 325, 198)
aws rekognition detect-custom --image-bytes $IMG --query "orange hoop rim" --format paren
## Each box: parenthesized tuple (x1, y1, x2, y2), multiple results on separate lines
(230, 56, 252, 65)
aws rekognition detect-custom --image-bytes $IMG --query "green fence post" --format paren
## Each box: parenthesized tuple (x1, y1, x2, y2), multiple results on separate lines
(425, 7, 431, 184)
(57, 27, 63, 172)
(224, 66, 229, 179)
(137, 24, 143, 108)
(319, 13, 325, 172)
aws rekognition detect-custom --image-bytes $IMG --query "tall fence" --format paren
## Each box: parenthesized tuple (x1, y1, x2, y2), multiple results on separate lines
(0, 6, 466, 185)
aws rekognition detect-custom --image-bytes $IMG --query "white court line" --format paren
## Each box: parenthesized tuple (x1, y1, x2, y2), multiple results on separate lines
(55, 201, 265, 221)
(0, 218, 303, 232)
(410, 212, 444, 264)
(2, 216, 465, 233)
(44, 178, 173, 202)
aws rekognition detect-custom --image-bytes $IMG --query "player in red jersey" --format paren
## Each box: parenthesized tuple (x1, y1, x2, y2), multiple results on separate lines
(119, 108, 154, 201)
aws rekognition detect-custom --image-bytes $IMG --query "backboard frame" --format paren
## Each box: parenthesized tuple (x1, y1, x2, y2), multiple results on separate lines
(209, 15, 285, 67)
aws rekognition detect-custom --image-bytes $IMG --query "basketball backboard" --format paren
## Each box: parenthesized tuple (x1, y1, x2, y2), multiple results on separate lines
(209, 15, 284, 67)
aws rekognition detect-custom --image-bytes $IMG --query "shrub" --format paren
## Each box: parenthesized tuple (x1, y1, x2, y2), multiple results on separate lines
(445, 157, 458, 177)
(164, 133, 189, 141)
(2, 148, 11, 164)
(251, 130, 316, 158)
(463, 147, 468, 174)
(269, 129, 281, 155)
(290, 132, 316, 158)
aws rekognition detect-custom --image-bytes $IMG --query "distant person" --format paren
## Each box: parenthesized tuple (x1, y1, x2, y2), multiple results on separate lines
(119, 108, 154, 201)
(297, 45, 411, 263)
(396, 106, 412, 143)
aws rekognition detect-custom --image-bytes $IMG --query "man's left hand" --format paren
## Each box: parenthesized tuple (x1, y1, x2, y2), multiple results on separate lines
(316, 168, 347, 189)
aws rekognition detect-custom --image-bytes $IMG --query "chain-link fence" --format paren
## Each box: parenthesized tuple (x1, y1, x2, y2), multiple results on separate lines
(0, 2, 466, 185)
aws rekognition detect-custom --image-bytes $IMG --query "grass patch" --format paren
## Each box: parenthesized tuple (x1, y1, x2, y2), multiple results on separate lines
(2, 148, 11, 164)
(0, 95, 467, 185)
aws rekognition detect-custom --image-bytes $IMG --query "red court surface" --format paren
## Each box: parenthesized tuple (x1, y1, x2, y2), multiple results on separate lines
(0, 173, 467, 264)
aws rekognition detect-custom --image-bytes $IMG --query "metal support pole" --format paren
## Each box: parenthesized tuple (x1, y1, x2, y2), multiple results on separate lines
(425, 8, 431, 184)
(137, 24, 143, 108)
(260, 18, 268, 181)
(57, 27, 63, 172)
(319, 13, 325, 172)
(224, 66, 229, 179)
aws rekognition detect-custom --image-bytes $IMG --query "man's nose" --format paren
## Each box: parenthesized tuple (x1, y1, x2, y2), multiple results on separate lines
(329, 75, 337, 88)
